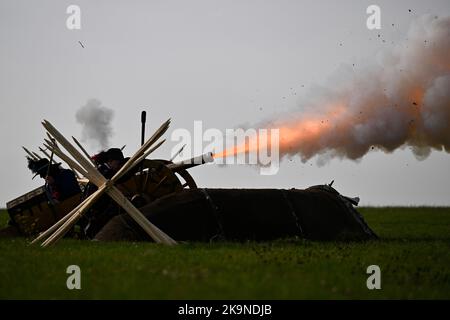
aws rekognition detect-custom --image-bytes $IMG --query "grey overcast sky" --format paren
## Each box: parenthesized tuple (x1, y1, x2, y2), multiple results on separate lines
(1, 0, 449, 206)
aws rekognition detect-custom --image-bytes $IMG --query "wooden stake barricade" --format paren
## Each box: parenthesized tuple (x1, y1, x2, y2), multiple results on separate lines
(22, 146, 38, 160)
(32, 119, 177, 247)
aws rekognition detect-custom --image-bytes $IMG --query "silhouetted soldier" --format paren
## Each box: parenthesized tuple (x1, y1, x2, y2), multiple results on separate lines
(81, 148, 130, 239)
(27, 158, 80, 202)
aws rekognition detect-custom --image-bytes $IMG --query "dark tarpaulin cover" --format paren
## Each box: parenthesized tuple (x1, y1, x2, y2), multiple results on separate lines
(95, 186, 378, 242)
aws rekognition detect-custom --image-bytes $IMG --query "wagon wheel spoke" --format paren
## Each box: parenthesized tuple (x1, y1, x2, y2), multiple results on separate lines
(142, 169, 150, 193)
(148, 176, 168, 194)
(132, 171, 141, 193)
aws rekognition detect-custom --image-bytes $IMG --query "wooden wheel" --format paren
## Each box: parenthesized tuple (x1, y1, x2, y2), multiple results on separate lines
(117, 159, 197, 208)
(156, 159, 198, 190)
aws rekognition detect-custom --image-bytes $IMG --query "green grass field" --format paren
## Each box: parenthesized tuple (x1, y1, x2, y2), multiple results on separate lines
(0, 207, 449, 299)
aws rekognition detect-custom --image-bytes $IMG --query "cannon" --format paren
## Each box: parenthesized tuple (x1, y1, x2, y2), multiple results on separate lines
(2, 115, 377, 245)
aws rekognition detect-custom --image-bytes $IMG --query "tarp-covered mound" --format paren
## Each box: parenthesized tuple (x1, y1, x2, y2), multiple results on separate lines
(95, 185, 378, 242)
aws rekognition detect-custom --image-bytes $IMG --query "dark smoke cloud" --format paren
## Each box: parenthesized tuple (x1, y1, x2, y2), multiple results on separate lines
(256, 15, 450, 164)
(75, 99, 114, 150)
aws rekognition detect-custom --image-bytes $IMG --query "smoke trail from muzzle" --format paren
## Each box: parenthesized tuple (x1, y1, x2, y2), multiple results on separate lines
(75, 99, 114, 150)
(252, 15, 450, 164)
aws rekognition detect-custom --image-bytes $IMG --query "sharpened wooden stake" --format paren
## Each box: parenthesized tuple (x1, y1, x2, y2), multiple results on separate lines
(41, 145, 81, 179)
(44, 135, 83, 178)
(32, 151, 42, 160)
(133, 139, 166, 166)
(39, 147, 57, 164)
(22, 146, 38, 160)
(72, 136, 96, 166)
(110, 119, 171, 182)
(170, 144, 186, 161)
(44, 142, 88, 178)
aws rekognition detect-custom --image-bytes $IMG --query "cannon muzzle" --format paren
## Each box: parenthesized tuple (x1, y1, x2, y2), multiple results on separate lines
(168, 152, 214, 171)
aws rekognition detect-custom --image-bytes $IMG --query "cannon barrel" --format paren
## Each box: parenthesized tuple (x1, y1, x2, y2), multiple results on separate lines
(168, 152, 214, 171)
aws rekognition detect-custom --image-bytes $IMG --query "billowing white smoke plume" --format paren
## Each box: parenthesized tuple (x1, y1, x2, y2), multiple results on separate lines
(75, 99, 114, 150)
(256, 15, 450, 164)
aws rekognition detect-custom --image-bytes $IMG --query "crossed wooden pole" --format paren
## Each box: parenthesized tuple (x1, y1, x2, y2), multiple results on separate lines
(31, 119, 177, 247)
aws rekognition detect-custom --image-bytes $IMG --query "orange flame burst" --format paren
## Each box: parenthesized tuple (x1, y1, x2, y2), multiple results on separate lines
(213, 104, 345, 160)
(213, 82, 430, 162)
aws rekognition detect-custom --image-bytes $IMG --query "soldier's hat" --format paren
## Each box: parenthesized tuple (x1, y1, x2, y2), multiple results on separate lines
(27, 158, 61, 179)
(105, 148, 124, 161)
